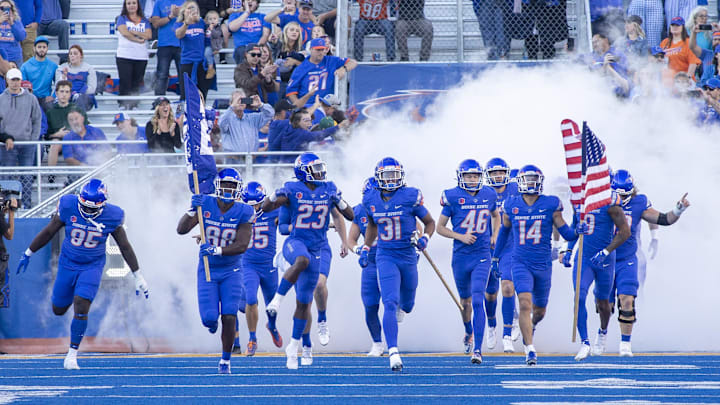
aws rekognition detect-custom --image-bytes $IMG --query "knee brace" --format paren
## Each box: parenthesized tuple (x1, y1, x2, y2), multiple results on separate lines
(617, 299, 636, 324)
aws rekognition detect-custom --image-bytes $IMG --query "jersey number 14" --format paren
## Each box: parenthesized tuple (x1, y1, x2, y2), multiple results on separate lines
(518, 219, 542, 245)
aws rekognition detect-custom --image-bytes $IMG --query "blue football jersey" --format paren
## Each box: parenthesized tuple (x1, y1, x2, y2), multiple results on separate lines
(495, 182, 519, 257)
(440, 186, 498, 256)
(199, 195, 256, 269)
(580, 194, 622, 255)
(503, 194, 562, 267)
(284, 180, 339, 249)
(285, 55, 348, 105)
(352, 203, 377, 261)
(242, 209, 279, 264)
(57, 195, 124, 265)
(615, 194, 651, 259)
(362, 186, 429, 258)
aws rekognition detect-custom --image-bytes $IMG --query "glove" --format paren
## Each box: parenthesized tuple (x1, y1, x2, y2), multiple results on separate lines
(191, 194, 204, 209)
(358, 245, 370, 268)
(414, 234, 429, 251)
(16, 250, 31, 274)
(561, 250, 572, 268)
(132, 271, 149, 299)
(329, 189, 342, 205)
(590, 249, 610, 267)
(490, 258, 500, 279)
(576, 221, 589, 235)
(551, 247, 559, 261)
(649, 238, 658, 260)
(200, 243, 222, 257)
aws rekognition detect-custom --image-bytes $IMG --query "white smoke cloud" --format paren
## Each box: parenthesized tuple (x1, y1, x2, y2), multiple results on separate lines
(100, 63, 719, 355)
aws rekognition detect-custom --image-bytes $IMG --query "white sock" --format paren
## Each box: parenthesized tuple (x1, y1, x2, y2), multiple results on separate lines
(219, 359, 230, 365)
(525, 344, 536, 354)
(388, 346, 399, 356)
(67, 348, 78, 357)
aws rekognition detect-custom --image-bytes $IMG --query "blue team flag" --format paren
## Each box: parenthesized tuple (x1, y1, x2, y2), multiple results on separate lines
(183, 73, 216, 194)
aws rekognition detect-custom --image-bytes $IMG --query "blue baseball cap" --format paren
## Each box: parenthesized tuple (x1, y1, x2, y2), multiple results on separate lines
(670, 16, 685, 26)
(34, 36, 49, 45)
(650, 46, 665, 56)
(706, 77, 720, 89)
(310, 38, 328, 49)
(299, 0, 313, 8)
(113, 112, 129, 124)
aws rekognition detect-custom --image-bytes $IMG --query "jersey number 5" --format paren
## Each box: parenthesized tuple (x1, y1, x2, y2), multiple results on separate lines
(249, 225, 269, 249)
(518, 219, 542, 245)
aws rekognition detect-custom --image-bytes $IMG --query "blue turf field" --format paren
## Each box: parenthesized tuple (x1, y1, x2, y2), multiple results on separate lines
(1, 353, 719, 404)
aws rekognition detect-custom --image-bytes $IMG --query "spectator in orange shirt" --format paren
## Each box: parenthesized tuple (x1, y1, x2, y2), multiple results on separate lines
(660, 16, 700, 79)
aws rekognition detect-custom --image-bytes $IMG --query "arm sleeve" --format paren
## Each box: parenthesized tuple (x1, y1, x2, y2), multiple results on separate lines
(492, 223, 510, 258)
(145, 122, 155, 149)
(30, 97, 42, 140)
(219, 108, 234, 132)
(173, 125, 183, 148)
(34, 0, 43, 24)
(285, 68, 302, 97)
(11, 20, 26, 42)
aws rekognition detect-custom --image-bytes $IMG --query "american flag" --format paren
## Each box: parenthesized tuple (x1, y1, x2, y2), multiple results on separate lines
(561, 119, 612, 220)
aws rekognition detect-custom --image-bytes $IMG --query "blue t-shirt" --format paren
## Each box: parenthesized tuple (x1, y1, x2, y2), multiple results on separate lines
(174, 20, 206, 63)
(578, 194, 622, 256)
(440, 186, 497, 257)
(229, 12, 270, 47)
(0, 20, 26, 63)
(116, 127, 149, 154)
(286, 55, 348, 104)
(494, 182, 519, 258)
(62, 126, 110, 164)
(57, 194, 124, 265)
(362, 185, 429, 260)
(615, 194, 651, 260)
(197, 194, 256, 271)
(352, 203, 377, 262)
(278, 13, 314, 44)
(20, 57, 58, 99)
(152, 0, 185, 47)
(242, 208, 279, 265)
(503, 194, 562, 267)
(283, 180, 340, 250)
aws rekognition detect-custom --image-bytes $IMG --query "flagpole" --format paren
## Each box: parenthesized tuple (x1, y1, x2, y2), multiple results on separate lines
(571, 234, 583, 342)
(193, 169, 212, 282)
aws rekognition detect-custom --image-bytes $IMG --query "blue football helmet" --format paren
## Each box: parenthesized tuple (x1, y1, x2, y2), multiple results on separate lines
(509, 168, 519, 182)
(214, 168, 243, 202)
(485, 157, 510, 186)
(611, 169, 635, 203)
(241, 181, 266, 205)
(78, 178, 107, 219)
(456, 159, 483, 191)
(294, 152, 327, 184)
(362, 176, 378, 195)
(517, 164, 544, 194)
(375, 157, 405, 191)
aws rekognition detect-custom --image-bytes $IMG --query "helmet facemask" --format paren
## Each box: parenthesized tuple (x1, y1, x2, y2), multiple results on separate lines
(518, 172, 544, 194)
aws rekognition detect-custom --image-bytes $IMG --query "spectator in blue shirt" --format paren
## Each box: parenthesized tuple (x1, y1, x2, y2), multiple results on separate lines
(113, 112, 149, 154)
(690, 27, 720, 72)
(697, 77, 720, 125)
(613, 15, 648, 58)
(37, 0, 69, 64)
(227, 0, 270, 64)
(16, 0, 41, 62)
(174, 0, 210, 100)
(0, 1, 27, 67)
(150, 0, 184, 95)
(62, 108, 112, 166)
(20, 35, 56, 109)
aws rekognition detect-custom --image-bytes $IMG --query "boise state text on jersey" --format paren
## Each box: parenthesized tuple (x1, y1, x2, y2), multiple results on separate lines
(285, 180, 340, 249)
(198, 194, 256, 270)
(615, 194, 651, 260)
(57, 194, 124, 265)
(242, 209, 280, 265)
(440, 186, 498, 256)
(503, 194, 562, 267)
(362, 186, 429, 260)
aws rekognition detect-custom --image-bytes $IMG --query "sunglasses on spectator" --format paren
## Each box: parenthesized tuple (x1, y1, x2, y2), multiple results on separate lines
(655, 55, 665, 59)
(1, 7, 10, 11)
(248, 52, 261, 57)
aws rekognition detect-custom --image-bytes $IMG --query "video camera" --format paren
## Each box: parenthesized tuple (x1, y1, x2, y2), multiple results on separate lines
(0, 181, 21, 211)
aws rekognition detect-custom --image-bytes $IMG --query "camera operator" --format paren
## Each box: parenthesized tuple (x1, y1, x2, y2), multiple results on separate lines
(218, 90, 274, 163)
(0, 190, 17, 306)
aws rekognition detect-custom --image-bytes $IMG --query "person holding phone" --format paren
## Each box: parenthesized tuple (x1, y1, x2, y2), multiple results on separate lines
(0, 0, 26, 67)
(218, 89, 274, 163)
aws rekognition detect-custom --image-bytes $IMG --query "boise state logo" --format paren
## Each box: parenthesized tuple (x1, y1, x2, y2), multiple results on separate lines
(204, 211, 211, 218)
(361, 217, 367, 223)
(70, 216, 77, 223)
(458, 198, 465, 205)
(512, 207, 519, 214)
(296, 192, 303, 199)
(370, 205, 375, 212)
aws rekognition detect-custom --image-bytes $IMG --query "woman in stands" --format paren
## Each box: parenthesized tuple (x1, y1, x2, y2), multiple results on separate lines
(175, 0, 211, 100)
(258, 43, 279, 105)
(0, 0, 25, 67)
(660, 16, 701, 79)
(55, 45, 97, 111)
(145, 96, 182, 153)
(115, 0, 152, 110)
(272, 21, 304, 99)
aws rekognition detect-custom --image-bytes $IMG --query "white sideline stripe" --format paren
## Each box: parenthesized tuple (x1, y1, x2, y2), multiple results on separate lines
(121, 383, 505, 388)
(0, 386, 112, 390)
(502, 378, 720, 390)
(8, 373, 720, 379)
(496, 364, 698, 370)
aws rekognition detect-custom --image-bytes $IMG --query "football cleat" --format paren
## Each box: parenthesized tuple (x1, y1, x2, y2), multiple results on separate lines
(592, 331, 607, 356)
(502, 336, 515, 353)
(246, 340, 257, 357)
(389, 351, 403, 372)
(367, 342, 384, 357)
(575, 343, 591, 361)
(301, 346, 313, 366)
(232, 343, 243, 354)
(63, 351, 80, 370)
(619, 341, 633, 357)
(266, 323, 283, 348)
(526, 350, 538, 366)
(317, 321, 330, 346)
(471, 350, 482, 364)
(487, 326, 497, 350)
(463, 333, 473, 354)
(218, 361, 231, 374)
(285, 341, 299, 370)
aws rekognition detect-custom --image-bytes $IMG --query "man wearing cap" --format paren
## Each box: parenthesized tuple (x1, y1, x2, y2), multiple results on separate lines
(114, 112, 149, 154)
(312, 93, 340, 124)
(20, 35, 57, 110)
(17, 0, 42, 62)
(286, 37, 356, 108)
(233, 43, 278, 101)
(227, 0, 271, 64)
(0, 68, 43, 208)
(265, 0, 315, 45)
(698, 77, 720, 125)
